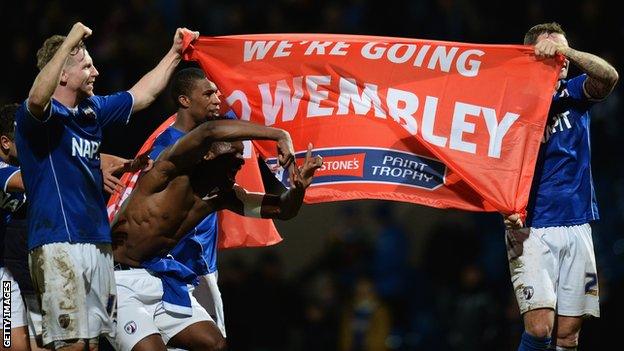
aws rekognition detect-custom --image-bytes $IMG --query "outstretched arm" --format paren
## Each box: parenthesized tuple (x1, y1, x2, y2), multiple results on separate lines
(134, 119, 294, 197)
(128, 28, 199, 113)
(161, 119, 295, 176)
(535, 40, 619, 99)
(564, 48, 619, 99)
(221, 143, 323, 220)
(28, 22, 91, 118)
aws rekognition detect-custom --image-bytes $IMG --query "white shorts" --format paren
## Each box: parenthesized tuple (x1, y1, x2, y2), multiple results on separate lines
(506, 223, 599, 317)
(111, 268, 212, 351)
(0, 266, 28, 328)
(193, 271, 226, 337)
(28, 242, 117, 347)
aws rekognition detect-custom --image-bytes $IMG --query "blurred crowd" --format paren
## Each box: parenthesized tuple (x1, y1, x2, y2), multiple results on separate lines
(2, 0, 622, 349)
(218, 201, 622, 350)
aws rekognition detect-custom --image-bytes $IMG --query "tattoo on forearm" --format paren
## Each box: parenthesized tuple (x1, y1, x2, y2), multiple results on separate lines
(567, 49, 618, 99)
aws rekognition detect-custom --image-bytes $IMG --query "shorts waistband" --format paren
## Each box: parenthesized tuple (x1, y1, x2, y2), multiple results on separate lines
(114, 262, 140, 271)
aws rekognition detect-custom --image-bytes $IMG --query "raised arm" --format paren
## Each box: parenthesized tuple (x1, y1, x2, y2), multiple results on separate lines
(221, 143, 322, 220)
(161, 119, 295, 175)
(128, 28, 199, 113)
(563, 48, 619, 99)
(535, 39, 619, 99)
(28, 23, 91, 118)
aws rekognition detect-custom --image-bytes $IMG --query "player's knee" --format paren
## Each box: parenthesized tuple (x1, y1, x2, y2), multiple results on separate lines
(525, 322, 553, 339)
(557, 329, 580, 348)
(556, 316, 582, 348)
(523, 310, 554, 338)
(191, 333, 226, 351)
(3, 327, 30, 351)
(213, 336, 227, 351)
(54, 339, 87, 351)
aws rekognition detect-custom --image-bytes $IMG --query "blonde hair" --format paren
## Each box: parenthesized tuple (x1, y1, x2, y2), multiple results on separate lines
(36, 35, 86, 70)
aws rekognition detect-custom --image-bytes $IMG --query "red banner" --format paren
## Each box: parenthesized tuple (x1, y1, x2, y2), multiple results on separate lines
(182, 34, 561, 216)
(106, 114, 282, 249)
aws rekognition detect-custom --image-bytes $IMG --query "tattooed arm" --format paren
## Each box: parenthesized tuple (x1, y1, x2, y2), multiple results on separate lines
(561, 47, 619, 99)
(535, 38, 619, 99)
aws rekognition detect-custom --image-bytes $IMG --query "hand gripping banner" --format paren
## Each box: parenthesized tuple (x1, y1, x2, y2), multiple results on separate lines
(182, 33, 562, 216)
(106, 114, 283, 249)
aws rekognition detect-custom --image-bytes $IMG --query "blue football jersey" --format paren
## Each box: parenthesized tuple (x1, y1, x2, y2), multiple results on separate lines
(15, 92, 133, 249)
(151, 126, 218, 274)
(0, 162, 27, 266)
(148, 126, 186, 161)
(526, 74, 598, 228)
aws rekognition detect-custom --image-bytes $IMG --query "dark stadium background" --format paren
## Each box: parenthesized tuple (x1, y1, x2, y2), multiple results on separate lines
(2, 0, 622, 350)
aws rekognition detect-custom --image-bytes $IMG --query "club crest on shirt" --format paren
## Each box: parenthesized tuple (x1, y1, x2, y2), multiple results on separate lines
(82, 107, 96, 120)
(521, 286, 534, 301)
(585, 273, 598, 296)
(124, 321, 137, 334)
(58, 314, 71, 329)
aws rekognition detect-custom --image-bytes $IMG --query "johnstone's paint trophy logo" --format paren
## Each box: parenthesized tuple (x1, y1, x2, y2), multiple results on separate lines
(266, 147, 446, 190)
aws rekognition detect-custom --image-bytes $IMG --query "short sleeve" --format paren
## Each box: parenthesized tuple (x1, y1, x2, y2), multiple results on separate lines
(223, 109, 239, 120)
(15, 99, 62, 132)
(91, 91, 134, 128)
(149, 144, 169, 161)
(565, 74, 589, 101)
(0, 164, 20, 193)
(149, 133, 174, 160)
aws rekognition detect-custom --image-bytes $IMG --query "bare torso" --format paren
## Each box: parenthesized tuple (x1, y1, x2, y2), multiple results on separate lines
(110, 135, 250, 266)
(111, 170, 217, 266)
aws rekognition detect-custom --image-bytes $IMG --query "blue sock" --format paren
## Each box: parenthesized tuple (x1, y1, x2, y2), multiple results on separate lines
(518, 331, 552, 351)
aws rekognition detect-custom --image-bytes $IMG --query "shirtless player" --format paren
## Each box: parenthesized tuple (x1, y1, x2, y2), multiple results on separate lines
(109, 119, 321, 351)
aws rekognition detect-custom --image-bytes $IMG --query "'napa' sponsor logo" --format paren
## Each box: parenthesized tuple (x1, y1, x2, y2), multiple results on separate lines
(72, 136, 100, 159)
(0, 192, 25, 212)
